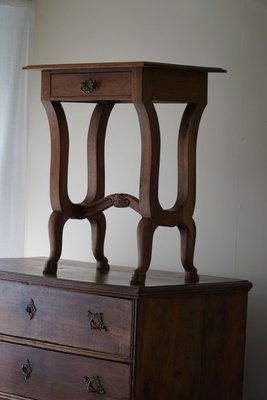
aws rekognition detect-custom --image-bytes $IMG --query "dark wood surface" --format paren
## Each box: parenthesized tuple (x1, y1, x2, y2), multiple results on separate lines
(0, 257, 252, 295)
(0, 341, 131, 400)
(0, 278, 132, 357)
(24, 61, 226, 285)
(23, 61, 226, 73)
(0, 258, 252, 400)
(50, 71, 132, 101)
(133, 291, 249, 400)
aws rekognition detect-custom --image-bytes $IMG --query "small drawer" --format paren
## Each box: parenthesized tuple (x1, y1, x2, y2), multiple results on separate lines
(50, 71, 132, 101)
(0, 280, 133, 357)
(0, 341, 131, 400)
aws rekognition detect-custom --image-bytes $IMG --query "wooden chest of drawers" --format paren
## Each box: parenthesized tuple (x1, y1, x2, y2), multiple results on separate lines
(0, 258, 252, 400)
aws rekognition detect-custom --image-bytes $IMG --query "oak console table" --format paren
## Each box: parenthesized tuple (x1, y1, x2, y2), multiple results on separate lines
(24, 62, 226, 284)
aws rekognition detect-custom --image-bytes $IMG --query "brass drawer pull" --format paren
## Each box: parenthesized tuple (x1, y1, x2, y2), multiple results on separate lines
(84, 375, 105, 394)
(21, 360, 32, 381)
(88, 311, 107, 331)
(25, 299, 37, 320)
(80, 79, 97, 94)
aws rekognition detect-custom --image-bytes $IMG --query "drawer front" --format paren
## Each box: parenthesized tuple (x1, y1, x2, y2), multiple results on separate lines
(0, 341, 131, 400)
(0, 280, 132, 357)
(50, 72, 132, 100)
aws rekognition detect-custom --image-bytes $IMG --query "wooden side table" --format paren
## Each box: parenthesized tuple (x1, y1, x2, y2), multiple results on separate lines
(24, 62, 226, 284)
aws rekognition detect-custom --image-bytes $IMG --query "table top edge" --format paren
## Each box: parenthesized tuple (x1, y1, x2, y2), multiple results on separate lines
(23, 61, 227, 73)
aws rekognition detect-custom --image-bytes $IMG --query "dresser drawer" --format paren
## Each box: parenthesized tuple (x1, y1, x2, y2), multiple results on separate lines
(0, 280, 132, 357)
(50, 72, 132, 101)
(0, 341, 131, 400)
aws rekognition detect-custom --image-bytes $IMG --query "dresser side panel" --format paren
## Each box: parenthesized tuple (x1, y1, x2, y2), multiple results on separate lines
(199, 292, 249, 400)
(133, 294, 204, 400)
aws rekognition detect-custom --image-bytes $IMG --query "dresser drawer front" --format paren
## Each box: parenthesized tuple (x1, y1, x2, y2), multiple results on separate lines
(50, 72, 132, 101)
(0, 281, 132, 357)
(0, 341, 131, 400)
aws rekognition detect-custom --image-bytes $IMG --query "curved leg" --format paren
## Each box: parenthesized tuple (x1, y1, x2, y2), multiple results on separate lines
(86, 102, 114, 203)
(88, 212, 109, 271)
(178, 219, 199, 281)
(176, 103, 206, 209)
(85, 102, 114, 270)
(131, 218, 158, 285)
(44, 211, 66, 275)
(134, 101, 161, 217)
(42, 101, 71, 274)
(175, 103, 206, 280)
(42, 101, 71, 211)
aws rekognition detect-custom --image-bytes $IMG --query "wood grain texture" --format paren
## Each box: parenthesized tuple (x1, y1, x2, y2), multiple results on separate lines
(23, 61, 226, 73)
(0, 257, 252, 296)
(199, 293, 249, 400)
(0, 342, 131, 400)
(133, 291, 250, 400)
(0, 279, 133, 357)
(133, 295, 204, 399)
(25, 61, 226, 283)
(50, 72, 131, 101)
(0, 258, 252, 399)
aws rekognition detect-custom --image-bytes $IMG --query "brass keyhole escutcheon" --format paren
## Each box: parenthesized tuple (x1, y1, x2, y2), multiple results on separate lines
(26, 299, 37, 320)
(21, 360, 32, 381)
(84, 375, 105, 394)
(80, 79, 97, 94)
(88, 311, 107, 331)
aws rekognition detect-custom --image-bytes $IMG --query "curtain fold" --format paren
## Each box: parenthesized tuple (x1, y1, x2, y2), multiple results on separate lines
(0, 1, 34, 256)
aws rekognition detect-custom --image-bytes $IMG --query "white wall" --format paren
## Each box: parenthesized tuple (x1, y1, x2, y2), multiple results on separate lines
(25, 0, 267, 398)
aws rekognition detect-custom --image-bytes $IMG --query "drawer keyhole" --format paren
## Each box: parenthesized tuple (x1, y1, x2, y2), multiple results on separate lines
(21, 360, 32, 381)
(88, 311, 107, 331)
(25, 299, 37, 320)
(84, 375, 105, 394)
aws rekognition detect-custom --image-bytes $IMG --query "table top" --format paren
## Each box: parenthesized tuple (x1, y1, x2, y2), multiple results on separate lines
(23, 61, 226, 73)
(0, 257, 251, 298)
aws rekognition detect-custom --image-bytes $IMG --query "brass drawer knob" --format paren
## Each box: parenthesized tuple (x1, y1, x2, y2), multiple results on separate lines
(88, 311, 107, 331)
(21, 360, 32, 381)
(80, 79, 97, 94)
(25, 299, 37, 320)
(84, 375, 105, 394)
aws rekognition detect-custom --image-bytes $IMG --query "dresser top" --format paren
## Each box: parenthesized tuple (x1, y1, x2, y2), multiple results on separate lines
(0, 257, 251, 298)
(23, 61, 226, 73)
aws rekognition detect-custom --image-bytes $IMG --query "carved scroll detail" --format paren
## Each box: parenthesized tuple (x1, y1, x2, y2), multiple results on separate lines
(111, 193, 130, 208)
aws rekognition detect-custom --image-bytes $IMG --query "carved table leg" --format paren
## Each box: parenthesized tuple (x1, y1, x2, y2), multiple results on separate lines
(131, 101, 161, 284)
(131, 101, 206, 284)
(88, 212, 109, 271)
(131, 217, 158, 285)
(85, 102, 114, 269)
(44, 211, 66, 274)
(42, 95, 206, 282)
(42, 101, 71, 274)
(176, 103, 207, 281)
(178, 219, 198, 281)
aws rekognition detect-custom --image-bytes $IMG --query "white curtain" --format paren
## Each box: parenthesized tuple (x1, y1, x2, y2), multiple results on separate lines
(0, 0, 34, 256)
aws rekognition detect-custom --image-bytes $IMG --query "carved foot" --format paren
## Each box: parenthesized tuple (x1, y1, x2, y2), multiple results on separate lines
(96, 256, 110, 271)
(43, 259, 58, 275)
(184, 266, 199, 282)
(130, 218, 158, 285)
(130, 269, 146, 286)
